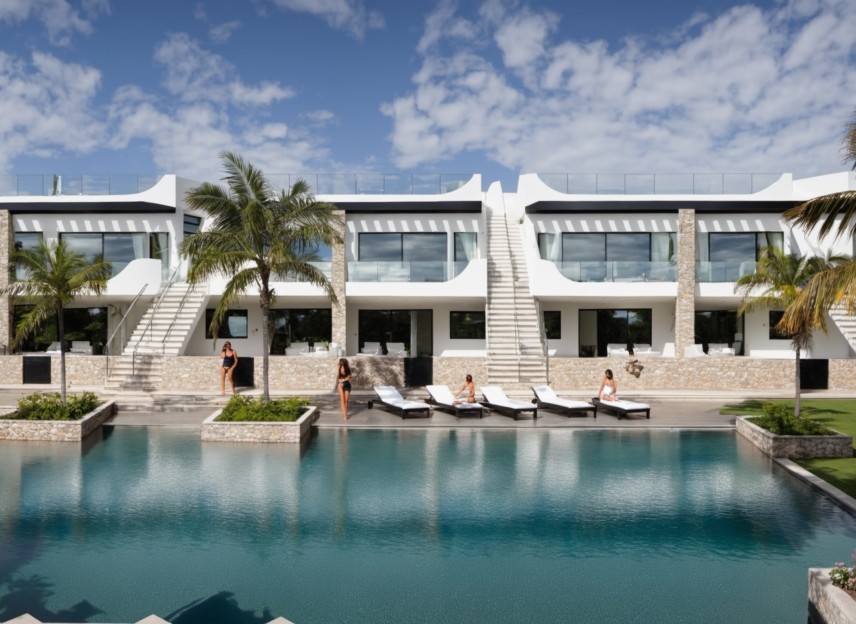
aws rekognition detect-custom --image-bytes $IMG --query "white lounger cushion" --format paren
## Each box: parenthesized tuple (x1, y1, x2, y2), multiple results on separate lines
(426, 385, 482, 411)
(374, 386, 428, 411)
(481, 386, 533, 409)
(607, 399, 650, 411)
(532, 386, 594, 410)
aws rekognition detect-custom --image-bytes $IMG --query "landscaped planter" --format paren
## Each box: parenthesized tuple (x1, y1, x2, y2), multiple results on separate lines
(201, 406, 318, 443)
(0, 401, 116, 442)
(808, 568, 856, 624)
(736, 416, 853, 459)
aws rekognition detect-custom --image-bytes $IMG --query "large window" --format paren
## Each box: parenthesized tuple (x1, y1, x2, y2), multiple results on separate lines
(578, 308, 652, 356)
(205, 309, 248, 339)
(453, 232, 477, 276)
(543, 311, 561, 340)
(12, 306, 107, 354)
(696, 310, 742, 353)
(13, 232, 43, 280)
(184, 214, 201, 237)
(358, 309, 433, 356)
(357, 233, 448, 281)
(450, 311, 485, 339)
(699, 231, 784, 281)
(539, 232, 675, 281)
(269, 309, 332, 354)
(769, 310, 795, 340)
(59, 232, 169, 277)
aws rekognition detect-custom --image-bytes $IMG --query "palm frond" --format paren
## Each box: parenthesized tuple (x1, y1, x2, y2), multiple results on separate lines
(783, 191, 856, 241)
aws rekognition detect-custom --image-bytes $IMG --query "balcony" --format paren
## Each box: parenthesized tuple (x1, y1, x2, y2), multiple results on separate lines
(538, 173, 783, 195)
(550, 261, 676, 282)
(0, 174, 164, 196)
(267, 173, 474, 195)
(348, 261, 470, 282)
(275, 262, 333, 281)
(696, 261, 756, 282)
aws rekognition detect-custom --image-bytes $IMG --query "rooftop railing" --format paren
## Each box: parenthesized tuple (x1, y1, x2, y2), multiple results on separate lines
(538, 173, 784, 195)
(0, 174, 164, 196)
(267, 173, 474, 195)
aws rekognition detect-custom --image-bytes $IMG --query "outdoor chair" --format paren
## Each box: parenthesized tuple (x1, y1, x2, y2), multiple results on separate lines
(591, 397, 651, 420)
(532, 386, 595, 418)
(425, 384, 485, 417)
(370, 386, 432, 419)
(480, 386, 538, 420)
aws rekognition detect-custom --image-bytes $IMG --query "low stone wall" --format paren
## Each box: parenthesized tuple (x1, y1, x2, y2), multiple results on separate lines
(736, 417, 853, 459)
(432, 357, 488, 388)
(808, 568, 856, 624)
(0, 400, 116, 442)
(201, 406, 318, 443)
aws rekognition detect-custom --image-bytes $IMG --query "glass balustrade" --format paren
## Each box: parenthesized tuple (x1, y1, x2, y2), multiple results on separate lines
(696, 260, 756, 282)
(348, 261, 458, 282)
(275, 262, 333, 282)
(539, 173, 783, 195)
(551, 261, 676, 282)
(0, 174, 164, 196)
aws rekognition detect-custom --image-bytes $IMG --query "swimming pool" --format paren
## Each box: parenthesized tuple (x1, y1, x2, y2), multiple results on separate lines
(0, 427, 853, 623)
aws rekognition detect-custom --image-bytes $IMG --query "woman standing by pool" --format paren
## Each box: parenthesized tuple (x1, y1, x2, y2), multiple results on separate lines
(336, 358, 352, 421)
(220, 341, 238, 396)
(598, 368, 617, 402)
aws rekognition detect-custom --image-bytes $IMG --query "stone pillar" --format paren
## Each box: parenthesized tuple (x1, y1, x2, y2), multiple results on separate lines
(0, 210, 11, 352)
(330, 209, 347, 354)
(675, 209, 696, 358)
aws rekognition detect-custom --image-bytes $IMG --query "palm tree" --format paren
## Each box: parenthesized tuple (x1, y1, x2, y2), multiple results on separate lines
(2, 239, 111, 404)
(180, 152, 343, 403)
(735, 247, 843, 416)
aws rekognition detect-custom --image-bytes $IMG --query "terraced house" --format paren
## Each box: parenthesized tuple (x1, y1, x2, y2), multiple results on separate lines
(0, 169, 854, 394)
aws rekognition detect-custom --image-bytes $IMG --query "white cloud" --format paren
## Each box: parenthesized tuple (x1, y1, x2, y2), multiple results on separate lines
(0, 0, 109, 45)
(384, 0, 856, 178)
(267, 0, 384, 39)
(303, 109, 336, 126)
(0, 51, 104, 170)
(209, 20, 241, 44)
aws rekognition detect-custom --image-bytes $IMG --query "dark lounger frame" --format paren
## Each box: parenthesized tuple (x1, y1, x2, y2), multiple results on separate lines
(591, 397, 650, 420)
(480, 399, 538, 420)
(368, 397, 432, 420)
(426, 397, 486, 418)
(534, 398, 596, 418)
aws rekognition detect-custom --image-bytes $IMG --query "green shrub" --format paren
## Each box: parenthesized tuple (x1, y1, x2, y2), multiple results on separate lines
(8, 391, 101, 421)
(218, 396, 310, 422)
(749, 401, 833, 435)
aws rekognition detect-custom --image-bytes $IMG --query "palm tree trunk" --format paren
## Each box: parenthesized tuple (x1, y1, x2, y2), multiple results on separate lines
(794, 345, 801, 418)
(260, 293, 270, 404)
(58, 305, 67, 405)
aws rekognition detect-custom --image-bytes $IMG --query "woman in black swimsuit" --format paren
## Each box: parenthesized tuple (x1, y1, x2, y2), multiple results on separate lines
(220, 341, 238, 396)
(336, 358, 352, 421)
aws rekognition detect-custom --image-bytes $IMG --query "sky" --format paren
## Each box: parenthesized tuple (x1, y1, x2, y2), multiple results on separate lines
(0, 0, 854, 191)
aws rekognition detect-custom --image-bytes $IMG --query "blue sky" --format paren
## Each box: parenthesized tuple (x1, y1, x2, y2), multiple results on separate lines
(0, 0, 853, 190)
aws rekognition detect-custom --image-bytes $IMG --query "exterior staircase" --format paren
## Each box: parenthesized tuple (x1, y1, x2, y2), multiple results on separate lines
(105, 283, 207, 391)
(829, 302, 856, 355)
(485, 202, 547, 389)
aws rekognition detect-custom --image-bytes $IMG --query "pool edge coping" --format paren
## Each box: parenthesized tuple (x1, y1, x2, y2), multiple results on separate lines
(776, 458, 856, 516)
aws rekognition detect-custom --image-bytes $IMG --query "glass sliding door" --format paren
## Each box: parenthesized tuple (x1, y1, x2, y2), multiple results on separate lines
(358, 309, 433, 356)
(579, 308, 653, 356)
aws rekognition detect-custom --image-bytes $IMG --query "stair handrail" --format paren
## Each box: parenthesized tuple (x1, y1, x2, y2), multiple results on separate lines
(104, 283, 149, 379)
(500, 209, 521, 359)
(130, 264, 182, 373)
(160, 281, 200, 356)
(534, 297, 550, 385)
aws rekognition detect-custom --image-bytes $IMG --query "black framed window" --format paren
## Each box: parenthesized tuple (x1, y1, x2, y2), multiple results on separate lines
(769, 310, 795, 340)
(13, 232, 43, 281)
(270, 309, 332, 353)
(205, 309, 249, 339)
(184, 214, 201, 237)
(59, 232, 168, 277)
(450, 311, 485, 339)
(543, 311, 561, 340)
(579, 308, 652, 356)
(696, 310, 741, 352)
(12, 306, 107, 354)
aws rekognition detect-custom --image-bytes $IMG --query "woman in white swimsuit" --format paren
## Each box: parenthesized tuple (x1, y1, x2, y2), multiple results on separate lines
(598, 368, 618, 402)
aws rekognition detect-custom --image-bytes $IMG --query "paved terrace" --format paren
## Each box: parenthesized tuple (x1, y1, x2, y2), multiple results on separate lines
(1, 385, 851, 428)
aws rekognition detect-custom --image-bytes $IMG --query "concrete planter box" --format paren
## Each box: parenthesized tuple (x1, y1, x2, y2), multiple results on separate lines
(0, 400, 116, 442)
(736, 417, 853, 459)
(808, 568, 856, 624)
(201, 406, 318, 443)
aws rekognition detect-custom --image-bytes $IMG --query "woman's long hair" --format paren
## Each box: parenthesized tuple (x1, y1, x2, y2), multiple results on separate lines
(338, 358, 351, 377)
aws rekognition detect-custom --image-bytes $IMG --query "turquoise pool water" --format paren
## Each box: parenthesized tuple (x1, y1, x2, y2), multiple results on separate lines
(0, 427, 854, 623)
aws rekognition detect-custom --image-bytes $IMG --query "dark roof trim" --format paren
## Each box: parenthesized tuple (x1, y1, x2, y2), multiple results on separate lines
(6, 201, 175, 214)
(526, 200, 802, 214)
(332, 200, 482, 213)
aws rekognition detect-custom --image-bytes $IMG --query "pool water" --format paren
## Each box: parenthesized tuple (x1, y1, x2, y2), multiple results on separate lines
(1, 427, 854, 623)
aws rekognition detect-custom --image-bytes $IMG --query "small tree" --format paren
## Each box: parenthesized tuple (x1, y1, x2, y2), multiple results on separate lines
(181, 152, 343, 403)
(3, 239, 111, 404)
(735, 247, 843, 416)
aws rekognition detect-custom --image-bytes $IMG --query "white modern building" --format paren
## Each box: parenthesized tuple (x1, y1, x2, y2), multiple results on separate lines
(0, 170, 854, 394)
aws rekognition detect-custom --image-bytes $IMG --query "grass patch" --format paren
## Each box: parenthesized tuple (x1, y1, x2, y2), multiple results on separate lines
(2, 392, 101, 421)
(722, 398, 856, 497)
(218, 396, 310, 422)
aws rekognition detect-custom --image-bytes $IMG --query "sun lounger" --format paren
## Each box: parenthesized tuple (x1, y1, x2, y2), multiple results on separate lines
(480, 386, 538, 420)
(532, 386, 596, 418)
(591, 397, 651, 420)
(425, 385, 485, 417)
(370, 386, 432, 419)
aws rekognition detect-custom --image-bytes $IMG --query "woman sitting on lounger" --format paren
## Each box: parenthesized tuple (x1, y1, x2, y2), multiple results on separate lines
(598, 369, 618, 402)
(453, 374, 476, 405)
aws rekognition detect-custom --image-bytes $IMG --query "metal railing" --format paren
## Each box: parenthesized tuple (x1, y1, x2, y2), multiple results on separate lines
(0, 174, 164, 196)
(104, 284, 149, 379)
(267, 173, 474, 195)
(129, 265, 182, 372)
(538, 173, 784, 195)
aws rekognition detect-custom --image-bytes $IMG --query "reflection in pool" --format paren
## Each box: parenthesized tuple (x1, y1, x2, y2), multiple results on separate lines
(0, 428, 853, 623)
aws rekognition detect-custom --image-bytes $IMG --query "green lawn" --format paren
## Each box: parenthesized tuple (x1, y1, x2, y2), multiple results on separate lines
(721, 399, 856, 498)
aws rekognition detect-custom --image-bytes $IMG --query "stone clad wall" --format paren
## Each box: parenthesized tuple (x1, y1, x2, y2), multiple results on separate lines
(675, 209, 696, 357)
(808, 568, 856, 624)
(201, 406, 318, 443)
(736, 417, 853, 458)
(0, 400, 115, 441)
(431, 357, 488, 388)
